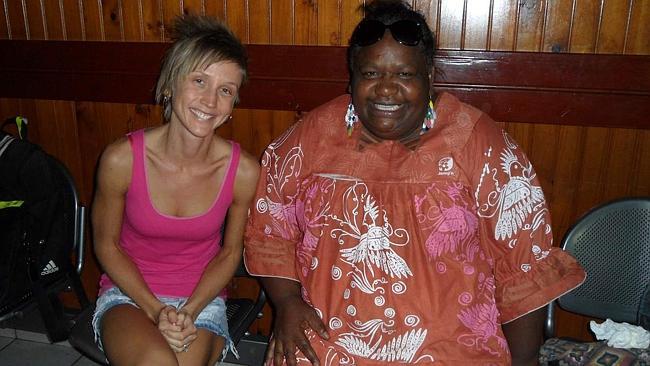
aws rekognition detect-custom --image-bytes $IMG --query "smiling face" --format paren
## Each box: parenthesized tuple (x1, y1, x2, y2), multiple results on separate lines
(170, 61, 244, 138)
(351, 31, 431, 142)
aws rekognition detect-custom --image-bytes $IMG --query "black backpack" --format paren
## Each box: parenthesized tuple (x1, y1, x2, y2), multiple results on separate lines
(0, 116, 88, 341)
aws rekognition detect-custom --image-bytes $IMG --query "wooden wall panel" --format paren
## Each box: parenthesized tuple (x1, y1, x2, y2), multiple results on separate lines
(489, 0, 518, 50)
(569, 0, 602, 53)
(294, 0, 318, 45)
(597, 0, 631, 53)
(626, 0, 650, 54)
(121, 1, 143, 41)
(248, 0, 270, 44)
(1, 0, 649, 342)
(42, 0, 65, 40)
(463, 0, 491, 50)
(0, 2, 7, 38)
(515, 0, 545, 51)
(4, 0, 27, 39)
(224, 0, 247, 41)
(60, 0, 84, 40)
(24, 0, 46, 40)
(542, 0, 572, 52)
(437, 0, 464, 49)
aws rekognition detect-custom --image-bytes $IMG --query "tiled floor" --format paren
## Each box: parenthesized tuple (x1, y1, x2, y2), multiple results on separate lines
(0, 307, 264, 366)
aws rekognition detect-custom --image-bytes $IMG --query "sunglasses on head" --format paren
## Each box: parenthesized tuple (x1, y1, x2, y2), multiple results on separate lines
(352, 19, 422, 47)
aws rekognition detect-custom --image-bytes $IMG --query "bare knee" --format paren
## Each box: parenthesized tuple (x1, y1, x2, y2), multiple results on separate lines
(132, 347, 179, 366)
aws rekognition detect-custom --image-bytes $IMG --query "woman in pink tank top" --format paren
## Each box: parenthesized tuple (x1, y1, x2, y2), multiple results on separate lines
(91, 14, 259, 365)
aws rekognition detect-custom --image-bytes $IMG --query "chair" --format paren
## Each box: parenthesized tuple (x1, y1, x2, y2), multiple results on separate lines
(68, 265, 266, 365)
(0, 156, 89, 342)
(540, 197, 650, 364)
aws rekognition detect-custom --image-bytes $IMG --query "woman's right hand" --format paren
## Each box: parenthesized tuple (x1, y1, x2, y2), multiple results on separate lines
(268, 294, 329, 366)
(157, 306, 198, 353)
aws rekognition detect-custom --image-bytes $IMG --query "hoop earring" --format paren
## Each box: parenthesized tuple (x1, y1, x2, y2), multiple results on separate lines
(422, 99, 436, 132)
(345, 103, 358, 136)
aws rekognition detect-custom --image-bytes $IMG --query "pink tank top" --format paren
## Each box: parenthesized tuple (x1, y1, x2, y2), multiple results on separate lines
(98, 129, 240, 297)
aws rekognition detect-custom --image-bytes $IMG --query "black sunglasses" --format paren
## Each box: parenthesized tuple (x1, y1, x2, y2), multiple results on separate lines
(352, 19, 422, 47)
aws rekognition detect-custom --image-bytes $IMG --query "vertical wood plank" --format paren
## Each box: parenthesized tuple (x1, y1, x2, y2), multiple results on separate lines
(414, 0, 440, 40)
(632, 130, 650, 195)
(248, 0, 271, 44)
(341, 0, 364, 46)
(572, 128, 609, 221)
(60, 0, 84, 40)
(489, 0, 517, 50)
(81, 0, 105, 40)
(140, 0, 163, 41)
(42, 0, 65, 40)
(0, 0, 9, 38)
(270, 0, 293, 44)
(294, 0, 318, 45)
(204, 0, 226, 21)
(596, 0, 630, 53)
(122, 1, 143, 41)
(600, 129, 638, 201)
(6, 0, 27, 39)
(463, 0, 491, 50)
(224, 0, 247, 42)
(182, 0, 205, 15)
(568, 0, 601, 53)
(548, 125, 584, 245)
(542, 0, 572, 52)
(515, 0, 545, 51)
(438, 0, 464, 50)
(161, 0, 182, 40)
(625, 0, 650, 54)
(24, 1, 46, 39)
(317, 0, 342, 45)
(101, 0, 123, 41)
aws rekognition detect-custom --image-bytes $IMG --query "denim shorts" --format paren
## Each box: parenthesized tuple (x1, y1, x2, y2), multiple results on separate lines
(92, 287, 238, 360)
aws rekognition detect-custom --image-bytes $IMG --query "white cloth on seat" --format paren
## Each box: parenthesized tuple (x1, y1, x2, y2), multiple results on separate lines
(590, 319, 650, 349)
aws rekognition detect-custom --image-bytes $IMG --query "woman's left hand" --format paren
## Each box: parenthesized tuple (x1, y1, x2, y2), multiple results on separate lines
(158, 306, 198, 353)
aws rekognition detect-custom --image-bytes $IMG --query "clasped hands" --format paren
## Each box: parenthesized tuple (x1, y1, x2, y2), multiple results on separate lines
(157, 305, 198, 353)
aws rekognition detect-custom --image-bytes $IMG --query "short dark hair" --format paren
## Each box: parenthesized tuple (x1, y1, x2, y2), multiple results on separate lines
(347, 0, 436, 78)
(155, 14, 248, 121)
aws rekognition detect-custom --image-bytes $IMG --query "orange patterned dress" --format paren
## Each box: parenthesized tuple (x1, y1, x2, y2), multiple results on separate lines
(244, 93, 585, 365)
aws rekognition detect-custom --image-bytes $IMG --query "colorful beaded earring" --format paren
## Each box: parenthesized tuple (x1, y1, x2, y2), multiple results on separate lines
(345, 102, 358, 136)
(422, 99, 436, 132)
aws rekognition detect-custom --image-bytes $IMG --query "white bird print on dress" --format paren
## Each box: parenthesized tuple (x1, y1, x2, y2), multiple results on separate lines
(493, 148, 545, 240)
(340, 195, 412, 279)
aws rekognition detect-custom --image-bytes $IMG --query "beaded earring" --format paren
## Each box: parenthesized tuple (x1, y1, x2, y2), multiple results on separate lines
(345, 102, 358, 136)
(422, 99, 436, 132)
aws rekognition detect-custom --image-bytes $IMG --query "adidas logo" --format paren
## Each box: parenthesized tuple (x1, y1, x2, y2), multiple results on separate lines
(40, 260, 59, 276)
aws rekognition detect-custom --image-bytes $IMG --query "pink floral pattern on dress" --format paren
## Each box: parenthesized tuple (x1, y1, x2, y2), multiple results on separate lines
(416, 182, 479, 262)
(296, 179, 334, 278)
(457, 301, 509, 356)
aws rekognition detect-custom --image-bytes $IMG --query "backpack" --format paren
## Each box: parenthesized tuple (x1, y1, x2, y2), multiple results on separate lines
(0, 116, 87, 340)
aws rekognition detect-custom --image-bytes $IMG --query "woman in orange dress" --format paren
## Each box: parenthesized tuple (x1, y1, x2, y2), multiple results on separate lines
(245, 1, 585, 365)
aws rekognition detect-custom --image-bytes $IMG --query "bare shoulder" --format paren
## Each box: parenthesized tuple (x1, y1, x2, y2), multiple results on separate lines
(97, 136, 133, 191)
(237, 150, 260, 189)
(233, 149, 260, 200)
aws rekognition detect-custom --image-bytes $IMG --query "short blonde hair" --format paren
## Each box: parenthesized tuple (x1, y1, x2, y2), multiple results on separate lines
(155, 14, 248, 122)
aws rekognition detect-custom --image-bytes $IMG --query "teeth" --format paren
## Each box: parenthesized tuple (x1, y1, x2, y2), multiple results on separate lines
(191, 108, 213, 120)
(374, 103, 400, 111)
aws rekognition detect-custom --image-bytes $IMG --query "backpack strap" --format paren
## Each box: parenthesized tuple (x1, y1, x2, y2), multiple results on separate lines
(1, 116, 28, 140)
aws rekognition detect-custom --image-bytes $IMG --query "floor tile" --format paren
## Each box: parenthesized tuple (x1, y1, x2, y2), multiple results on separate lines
(0, 328, 16, 338)
(0, 339, 81, 366)
(72, 356, 101, 366)
(0, 336, 13, 350)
